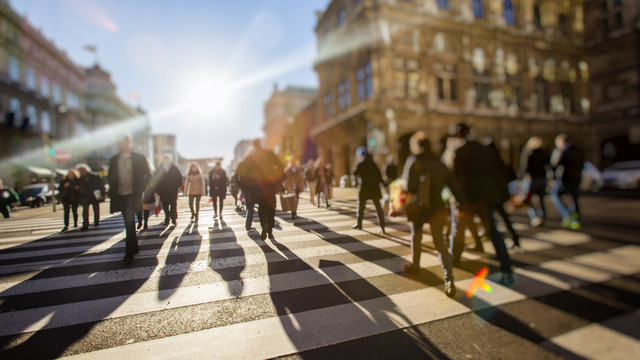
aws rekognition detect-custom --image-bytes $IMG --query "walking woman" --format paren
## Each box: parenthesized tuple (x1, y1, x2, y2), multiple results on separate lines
(59, 168, 80, 232)
(314, 159, 330, 208)
(185, 162, 206, 223)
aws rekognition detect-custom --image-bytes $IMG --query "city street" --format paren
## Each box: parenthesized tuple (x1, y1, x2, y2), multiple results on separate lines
(0, 189, 639, 359)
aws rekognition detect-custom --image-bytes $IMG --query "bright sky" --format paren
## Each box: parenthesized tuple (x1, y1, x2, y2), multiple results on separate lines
(10, 0, 329, 165)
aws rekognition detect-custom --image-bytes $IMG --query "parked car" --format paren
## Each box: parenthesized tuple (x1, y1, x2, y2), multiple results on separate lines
(581, 162, 603, 192)
(18, 183, 50, 207)
(601, 160, 640, 190)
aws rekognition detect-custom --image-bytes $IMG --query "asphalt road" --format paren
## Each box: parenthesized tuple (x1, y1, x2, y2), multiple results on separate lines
(0, 188, 638, 359)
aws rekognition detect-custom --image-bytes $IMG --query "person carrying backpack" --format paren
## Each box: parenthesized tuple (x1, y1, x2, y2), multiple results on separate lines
(401, 131, 464, 297)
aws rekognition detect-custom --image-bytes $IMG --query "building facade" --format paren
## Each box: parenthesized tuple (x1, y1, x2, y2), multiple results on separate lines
(583, 0, 640, 167)
(312, 0, 592, 178)
(0, 0, 89, 169)
(84, 64, 152, 173)
(263, 84, 317, 162)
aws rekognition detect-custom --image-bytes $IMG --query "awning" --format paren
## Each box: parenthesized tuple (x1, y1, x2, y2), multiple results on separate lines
(24, 166, 55, 177)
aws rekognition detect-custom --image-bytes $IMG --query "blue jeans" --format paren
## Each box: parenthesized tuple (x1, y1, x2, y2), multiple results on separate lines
(550, 180, 579, 220)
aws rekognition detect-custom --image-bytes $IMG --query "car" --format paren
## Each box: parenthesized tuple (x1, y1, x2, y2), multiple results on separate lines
(601, 160, 640, 190)
(581, 162, 603, 192)
(18, 183, 50, 208)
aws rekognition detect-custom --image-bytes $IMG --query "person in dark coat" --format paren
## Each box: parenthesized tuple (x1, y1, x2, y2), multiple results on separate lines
(108, 135, 151, 265)
(352, 147, 386, 233)
(519, 136, 550, 227)
(237, 139, 284, 240)
(59, 168, 80, 232)
(208, 161, 228, 220)
(549, 133, 584, 229)
(0, 179, 19, 218)
(451, 124, 514, 283)
(402, 132, 464, 297)
(305, 159, 316, 205)
(76, 163, 105, 231)
(314, 159, 330, 208)
(156, 154, 183, 226)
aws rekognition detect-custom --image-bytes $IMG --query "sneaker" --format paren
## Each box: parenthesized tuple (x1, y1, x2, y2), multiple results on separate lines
(569, 220, 581, 230)
(268, 231, 275, 240)
(260, 229, 267, 241)
(561, 218, 572, 228)
(61, 227, 68, 232)
(444, 280, 456, 298)
(80, 226, 89, 231)
(122, 255, 133, 266)
(500, 271, 515, 285)
(352, 224, 362, 230)
(137, 222, 143, 230)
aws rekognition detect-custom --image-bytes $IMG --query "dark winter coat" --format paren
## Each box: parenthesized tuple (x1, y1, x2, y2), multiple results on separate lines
(156, 164, 183, 201)
(524, 148, 550, 180)
(454, 140, 510, 206)
(237, 148, 284, 198)
(353, 155, 384, 200)
(556, 144, 584, 188)
(78, 173, 105, 203)
(108, 152, 152, 213)
(59, 177, 80, 204)
(208, 168, 228, 198)
(402, 151, 464, 218)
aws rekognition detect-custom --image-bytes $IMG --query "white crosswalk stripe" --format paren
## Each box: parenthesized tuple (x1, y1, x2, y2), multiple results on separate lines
(0, 198, 639, 359)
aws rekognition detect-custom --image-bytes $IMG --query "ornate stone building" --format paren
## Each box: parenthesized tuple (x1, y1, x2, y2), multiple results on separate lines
(584, 0, 640, 167)
(0, 0, 89, 168)
(84, 64, 151, 172)
(263, 84, 317, 162)
(312, 0, 592, 178)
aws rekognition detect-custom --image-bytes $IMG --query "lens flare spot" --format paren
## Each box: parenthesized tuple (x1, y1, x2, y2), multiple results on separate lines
(466, 267, 492, 298)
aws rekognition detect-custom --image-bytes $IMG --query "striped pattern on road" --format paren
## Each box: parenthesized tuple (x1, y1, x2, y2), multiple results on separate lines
(0, 198, 639, 359)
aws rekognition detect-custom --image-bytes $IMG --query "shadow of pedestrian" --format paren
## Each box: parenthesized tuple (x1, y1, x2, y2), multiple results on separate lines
(158, 223, 202, 300)
(209, 219, 245, 297)
(249, 231, 445, 357)
(0, 214, 168, 359)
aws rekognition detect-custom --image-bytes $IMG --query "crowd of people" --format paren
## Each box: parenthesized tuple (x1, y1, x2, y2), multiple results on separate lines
(4, 127, 585, 289)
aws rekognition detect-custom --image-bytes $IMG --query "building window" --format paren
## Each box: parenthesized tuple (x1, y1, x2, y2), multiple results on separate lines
(323, 92, 335, 116)
(41, 111, 51, 134)
(41, 76, 50, 98)
(9, 56, 20, 83)
(503, 0, 515, 25)
(472, 48, 486, 74)
(558, 14, 567, 35)
(435, 63, 457, 101)
(338, 79, 351, 110)
(473, 0, 484, 19)
(26, 67, 37, 91)
(543, 58, 556, 82)
(26, 104, 37, 128)
(578, 61, 589, 81)
(337, 9, 345, 26)
(433, 33, 446, 52)
(437, 0, 449, 10)
(52, 83, 62, 104)
(357, 62, 374, 100)
(9, 98, 21, 122)
(533, 5, 541, 29)
(393, 72, 406, 98)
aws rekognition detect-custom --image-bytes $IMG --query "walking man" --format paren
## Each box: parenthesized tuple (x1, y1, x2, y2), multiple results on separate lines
(108, 134, 151, 266)
(237, 139, 283, 240)
(77, 163, 105, 230)
(156, 154, 182, 226)
(352, 147, 386, 234)
(402, 132, 464, 297)
(550, 133, 584, 229)
(208, 161, 228, 220)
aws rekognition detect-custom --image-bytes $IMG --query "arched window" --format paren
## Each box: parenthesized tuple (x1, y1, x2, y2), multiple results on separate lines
(504, 0, 515, 26)
(533, 5, 541, 29)
(434, 33, 446, 52)
(41, 111, 51, 134)
(437, 0, 449, 10)
(9, 98, 22, 122)
(473, 0, 484, 19)
(26, 104, 38, 127)
(473, 48, 486, 74)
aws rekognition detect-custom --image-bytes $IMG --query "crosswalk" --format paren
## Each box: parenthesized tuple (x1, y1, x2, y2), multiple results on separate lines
(0, 197, 639, 359)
